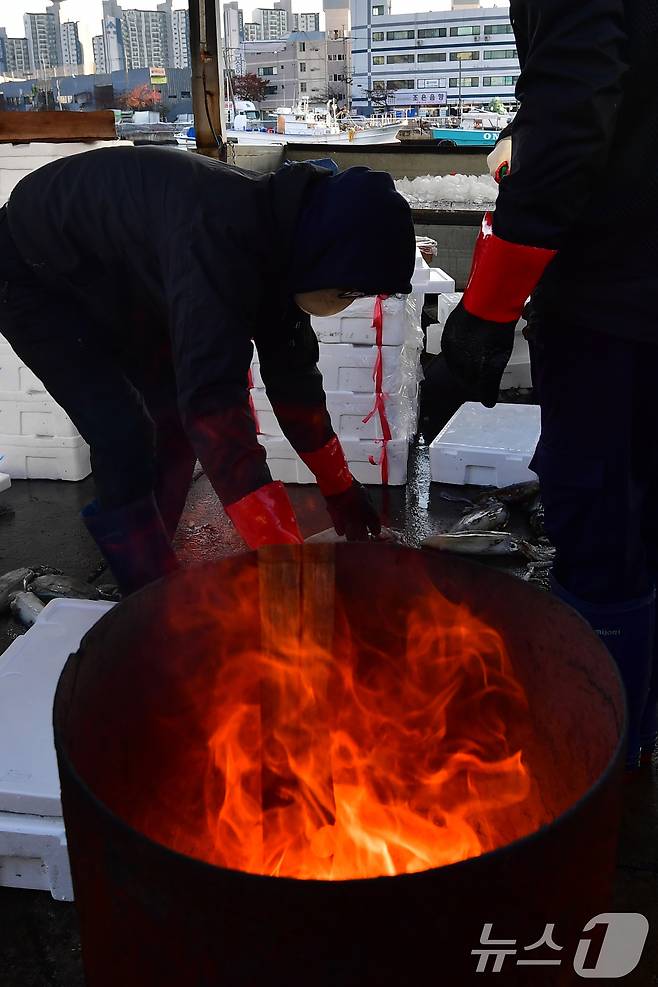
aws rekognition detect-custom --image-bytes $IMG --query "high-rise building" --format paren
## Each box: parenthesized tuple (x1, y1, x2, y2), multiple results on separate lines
(293, 13, 321, 32)
(92, 34, 108, 74)
(252, 7, 289, 41)
(5, 37, 32, 77)
(122, 8, 171, 70)
(243, 23, 263, 42)
(61, 21, 83, 68)
(172, 8, 191, 68)
(0, 28, 8, 75)
(223, 2, 245, 74)
(24, 10, 61, 72)
(323, 0, 350, 39)
(102, 0, 126, 73)
(157, 0, 175, 69)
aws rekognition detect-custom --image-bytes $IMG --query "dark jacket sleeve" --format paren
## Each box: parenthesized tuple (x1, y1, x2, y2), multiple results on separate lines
(495, 0, 628, 248)
(254, 307, 335, 455)
(167, 243, 271, 507)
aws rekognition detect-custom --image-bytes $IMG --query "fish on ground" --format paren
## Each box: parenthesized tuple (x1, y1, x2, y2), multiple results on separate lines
(476, 479, 540, 507)
(0, 568, 34, 613)
(9, 590, 44, 627)
(31, 574, 100, 603)
(422, 531, 521, 557)
(450, 502, 510, 534)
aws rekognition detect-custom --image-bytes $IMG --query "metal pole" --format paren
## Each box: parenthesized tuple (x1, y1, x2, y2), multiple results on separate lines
(189, 0, 226, 160)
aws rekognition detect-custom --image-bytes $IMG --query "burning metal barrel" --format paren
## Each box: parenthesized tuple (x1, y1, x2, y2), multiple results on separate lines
(54, 544, 625, 987)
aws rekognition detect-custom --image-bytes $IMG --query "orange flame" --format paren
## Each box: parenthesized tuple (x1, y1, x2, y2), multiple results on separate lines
(147, 554, 549, 880)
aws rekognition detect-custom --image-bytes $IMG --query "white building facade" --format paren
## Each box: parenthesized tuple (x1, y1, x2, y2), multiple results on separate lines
(122, 9, 171, 70)
(4, 37, 32, 78)
(23, 11, 61, 73)
(60, 21, 83, 69)
(293, 13, 321, 32)
(252, 8, 289, 41)
(172, 8, 191, 68)
(243, 23, 263, 42)
(223, 2, 245, 74)
(350, 0, 519, 114)
(92, 35, 107, 74)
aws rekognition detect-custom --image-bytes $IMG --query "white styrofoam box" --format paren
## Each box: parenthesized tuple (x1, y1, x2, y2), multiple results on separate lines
(0, 814, 71, 901)
(0, 140, 128, 207)
(252, 341, 421, 394)
(311, 294, 422, 346)
(258, 434, 410, 486)
(438, 292, 463, 325)
(430, 402, 540, 487)
(0, 433, 91, 481)
(0, 341, 47, 396)
(411, 254, 456, 295)
(0, 396, 79, 438)
(0, 473, 10, 493)
(251, 385, 418, 441)
(0, 599, 115, 900)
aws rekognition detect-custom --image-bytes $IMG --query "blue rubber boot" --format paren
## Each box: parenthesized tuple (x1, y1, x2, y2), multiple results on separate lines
(82, 494, 178, 596)
(551, 577, 655, 770)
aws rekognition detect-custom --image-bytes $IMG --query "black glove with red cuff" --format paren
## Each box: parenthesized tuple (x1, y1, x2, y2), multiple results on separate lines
(441, 212, 557, 409)
(441, 303, 516, 409)
(325, 480, 381, 541)
(299, 436, 382, 541)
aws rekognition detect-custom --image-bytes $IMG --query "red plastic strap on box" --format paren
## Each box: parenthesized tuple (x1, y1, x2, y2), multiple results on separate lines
(363, 294, 391, 485)
(247, 368, 261, 434)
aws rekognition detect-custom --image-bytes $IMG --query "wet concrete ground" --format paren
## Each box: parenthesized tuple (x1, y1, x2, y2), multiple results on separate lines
(0, 445, 656, 985)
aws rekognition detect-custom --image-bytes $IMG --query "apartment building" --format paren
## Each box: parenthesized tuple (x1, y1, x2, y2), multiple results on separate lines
(122, 8, 171, 71)
(92, 35, 108, 74)
(350, 0, 519, 113)
(61, 21, 83, 69)
(252, 8, 289, 41)
(172, 8, 191, 69)
(24, 11, 61, 73)
(293, 13, 321, 32)
(4, 37, 31, 78)
(243, 23, 263, 43)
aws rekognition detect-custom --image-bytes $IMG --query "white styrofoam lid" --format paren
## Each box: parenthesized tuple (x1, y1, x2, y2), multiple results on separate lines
(432, 402, 541, 456)
(0, 473, 10, 493)
(0, 598, 115, 815)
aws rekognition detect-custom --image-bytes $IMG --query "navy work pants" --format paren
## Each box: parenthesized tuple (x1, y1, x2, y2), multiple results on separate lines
(0, 209, 196, 536)
(528, 316, 658, 604)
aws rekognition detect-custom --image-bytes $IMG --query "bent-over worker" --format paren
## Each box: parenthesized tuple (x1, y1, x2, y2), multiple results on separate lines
(0, 149, 415, 594)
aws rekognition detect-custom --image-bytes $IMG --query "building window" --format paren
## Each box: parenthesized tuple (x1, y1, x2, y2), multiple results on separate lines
(372, 4, 385, 15)
(258, 66, 276, 76)
(449, 25, 480, 36)
(265, 85, 277, 94)
(483, 75, 519, 86)
(448, 76, 480, 87)
(484, 23, 513, 35)
(372, 31, 384, 41)
(484, 48, 517, 59)
(418, 27, 447, 39)
(300, 82, 307, 92)
(418, 52, 446, 63)
(372, 55, 384, 65)
(387, 54, 414, 64)
(299, 62, 306, 72)
(450, 50, 479, 60)
(181, 89, 191, 97)
(387, 30, 415, 40)
(386, 79, 414, 90)
(299, 42, 305, 52)
(332, 73, 344, 81)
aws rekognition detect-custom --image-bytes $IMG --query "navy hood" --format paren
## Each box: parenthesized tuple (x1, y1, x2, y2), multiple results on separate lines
(291, 166, 416, 296)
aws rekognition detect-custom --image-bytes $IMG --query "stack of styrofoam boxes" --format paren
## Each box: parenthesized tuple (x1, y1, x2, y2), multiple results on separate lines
(250, 253, 456, 486)
(251, 296, 422, 485)
(426, 292, 532, 390)
(0, 141, 127, 481)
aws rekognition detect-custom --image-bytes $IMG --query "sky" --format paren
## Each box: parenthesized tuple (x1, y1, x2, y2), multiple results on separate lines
(2, 0, 506, 73)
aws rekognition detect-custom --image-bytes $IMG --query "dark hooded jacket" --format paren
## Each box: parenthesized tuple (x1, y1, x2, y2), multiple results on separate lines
(3, 146, 415, 504)
(494, 0, 658, 336)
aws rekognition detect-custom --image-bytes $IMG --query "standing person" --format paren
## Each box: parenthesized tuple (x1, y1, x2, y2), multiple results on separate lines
(439, 0, 657, 768)
(0, 149, 415, 594)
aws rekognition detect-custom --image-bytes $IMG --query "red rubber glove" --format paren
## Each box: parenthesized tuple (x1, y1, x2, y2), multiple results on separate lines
(299, 437, 381, 541)
(226, 481, 303, 548)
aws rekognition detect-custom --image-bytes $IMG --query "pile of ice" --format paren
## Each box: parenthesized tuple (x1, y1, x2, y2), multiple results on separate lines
(396, 174, 498, 210)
